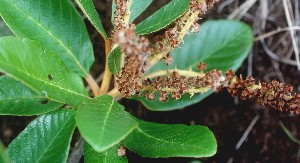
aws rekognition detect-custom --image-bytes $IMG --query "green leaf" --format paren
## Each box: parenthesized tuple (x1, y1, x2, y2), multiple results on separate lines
(0, 37, 89, 107)
(129, 0, 153, 22)
(0, 18, 13, 36)
(75, 0, 107, 39)
(6, 109, 76, 163)
(138, 20, 253, 111)
(0, 75, 63, 115)
(123, 120, 217, 158)
(76, 94, 138, 152)
(0, 0, 94, 77)
(134, 91, 212, 111)
(111, 0, 153, 25)
(135, 0, 190, 35)
(111, 2, 117, 25)
(108, 44, 122, 75)
(0, 142, 9, 163)
(84, 143, 128, 163)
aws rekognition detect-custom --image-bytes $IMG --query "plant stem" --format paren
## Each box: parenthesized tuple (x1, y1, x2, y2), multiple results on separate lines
(104, 39, 111, 57)
(85, 74, 100, 96)
(99, 39, 112, 95)
(72, 40, 112, 163)
(143, 68, 205, 79)
(86, 72, 104, 93)
(108, 87, 122, 99)
(99, 66, 112, 95)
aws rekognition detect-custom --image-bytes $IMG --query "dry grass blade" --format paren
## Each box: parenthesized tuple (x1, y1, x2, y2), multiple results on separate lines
(255, 26, 300, 41)
(282, 0, 300, 70)
(217, 0, 235, 13)
(227, 0, 257, 20)
(259, 38, 299, 66)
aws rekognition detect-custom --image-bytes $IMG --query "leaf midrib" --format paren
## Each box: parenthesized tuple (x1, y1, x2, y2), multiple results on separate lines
(103, 150, 108, 163)
(35, 112, 74, 163)
(6, 1, 88, 76)
(112, 50, 119, 74)
(0, 62, 88, 104)
(136, 127, 209, 151)
(99, 98, 114, 141)
(0, 96, 47, 101)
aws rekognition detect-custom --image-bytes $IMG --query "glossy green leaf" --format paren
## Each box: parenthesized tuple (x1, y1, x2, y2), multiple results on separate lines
(111, 2, 117, 25)
(135, 0, 190, 35)
(0, 18, 12, 36)
(123, 120, 217, 158)
(6, 109, 76, 163)
(0, 0, 94, 77)
(108, 44, 122, 75)
(75, 0, 107, 39)
(0, 142, 9, 163)
(138, 20, 253, 111)
(0, 37, 89, 107)
(0, 75, 63, 115)
(129, 0, 153, 22)
(84, 143, 128, 163)
(76, 94, 138, 152)
(111, 0, 153, 24)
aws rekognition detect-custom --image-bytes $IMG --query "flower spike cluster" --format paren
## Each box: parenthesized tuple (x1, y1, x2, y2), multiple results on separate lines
(112, 0, 299, 115)
(113, 28, 151, 97)
(142, 66, 224, 102)
(225, 70, 300, 115)
(113, 0, 131, 29)
(142, 68, 300, 115)
(113, 0, 219, 98)
(149, 0, 219, 67)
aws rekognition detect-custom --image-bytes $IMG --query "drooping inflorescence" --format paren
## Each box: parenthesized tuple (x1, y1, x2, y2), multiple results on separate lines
(142, 68, 300, 115)
(113, 0, 131, 29)
(113, 0, 150, 97)
(149, 0, 219, 66)
(112, 0, 300, 115)
(113, 28, 151, 97)
(142, 66, 224, 102)
(113, 0, 220, 98)
(225, 70, 300, 115)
